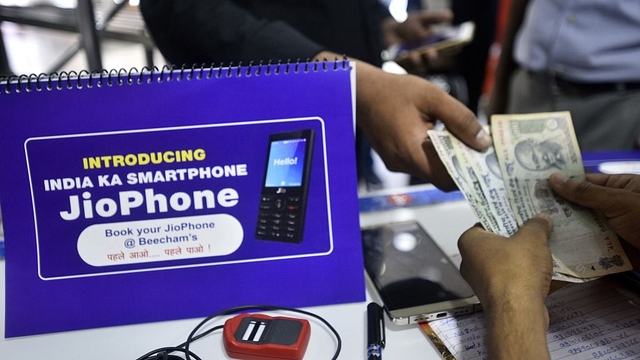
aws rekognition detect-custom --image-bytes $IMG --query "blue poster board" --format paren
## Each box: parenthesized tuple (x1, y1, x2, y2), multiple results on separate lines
(0, 62, 364, 337)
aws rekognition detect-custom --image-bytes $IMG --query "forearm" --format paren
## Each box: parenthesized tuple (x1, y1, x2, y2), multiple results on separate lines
(484, 294, 550, 360)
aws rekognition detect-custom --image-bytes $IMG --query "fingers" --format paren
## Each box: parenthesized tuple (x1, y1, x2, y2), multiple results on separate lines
(458, 223, 485, 243)
(548, 173, 616, 210)
(555, 173, 640, 194)
(514, 213, 553, 245)
(397, 10, 453, 42)
(422, 140, 458, 191)
(427, 91, 491, 151)
(584, 173, 640, 192)
(414, 9, 453, 25)
(582, 173, 612, 186)
(458, 214, 552, 255)
(457, 214, 553, 305)
(549, 173, 640, 247)
(458, 214, 552, 268)
(398, 10, 454, 43)
(457, 222, 493, 257)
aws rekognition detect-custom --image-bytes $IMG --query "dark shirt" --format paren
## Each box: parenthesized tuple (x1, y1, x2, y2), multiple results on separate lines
(139, 0, 390, 67)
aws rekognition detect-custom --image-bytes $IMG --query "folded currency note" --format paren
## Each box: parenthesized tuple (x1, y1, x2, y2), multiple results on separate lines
(428, 111, 631, 282)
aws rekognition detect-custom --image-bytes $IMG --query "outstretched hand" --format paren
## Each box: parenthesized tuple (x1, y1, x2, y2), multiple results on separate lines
(350, 56, 491, 190)
(312, 51, 489, 190)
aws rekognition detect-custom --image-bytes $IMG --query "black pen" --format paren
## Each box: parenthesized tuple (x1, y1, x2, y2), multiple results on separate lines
(367, 302, 385, 359)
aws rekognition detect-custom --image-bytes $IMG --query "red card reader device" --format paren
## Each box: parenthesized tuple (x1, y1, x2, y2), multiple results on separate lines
(223, 313, 311, 360)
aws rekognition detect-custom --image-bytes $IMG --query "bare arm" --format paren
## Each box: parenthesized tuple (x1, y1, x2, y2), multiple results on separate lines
(458, 214, 553, 360)
(483, 288, 551, 360)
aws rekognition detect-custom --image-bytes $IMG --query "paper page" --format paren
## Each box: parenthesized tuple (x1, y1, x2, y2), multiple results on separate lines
(425, 277, 640, 359)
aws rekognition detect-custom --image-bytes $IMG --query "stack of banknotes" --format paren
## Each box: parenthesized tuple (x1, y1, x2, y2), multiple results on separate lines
(428, 111, 631, 282)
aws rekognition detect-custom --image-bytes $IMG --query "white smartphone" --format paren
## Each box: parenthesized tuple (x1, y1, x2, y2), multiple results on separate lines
(361, 220, 481, 325)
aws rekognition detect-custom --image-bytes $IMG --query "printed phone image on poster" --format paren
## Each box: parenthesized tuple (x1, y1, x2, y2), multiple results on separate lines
(255, 129, 314, 243)
(25, 117, 331, 280)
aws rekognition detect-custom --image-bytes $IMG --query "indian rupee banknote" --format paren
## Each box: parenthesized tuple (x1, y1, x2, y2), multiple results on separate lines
(451, 128, 519, 237)
(427, 130, 495, 233)
(429, 112, 631, 280)
(491, 111, 631, 279)
(430, 128, 590, 283)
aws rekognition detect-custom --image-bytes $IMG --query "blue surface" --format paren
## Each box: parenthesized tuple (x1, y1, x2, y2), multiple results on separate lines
(0, 63, 365, 337)
(582, 150, 640, 173)
(359, 185, 464, 213)
(358, 150, 640, 214)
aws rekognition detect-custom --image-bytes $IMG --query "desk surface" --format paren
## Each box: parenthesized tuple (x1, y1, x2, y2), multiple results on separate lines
(0, 199, 476, 359)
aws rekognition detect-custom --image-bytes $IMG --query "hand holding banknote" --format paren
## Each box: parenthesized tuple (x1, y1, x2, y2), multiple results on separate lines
(549, 173, 640, 251)
(458, 213, 554, 305)
(455, 174, 640, 359)
(458, 214, 554, 360)
(429, 111, 632, 281)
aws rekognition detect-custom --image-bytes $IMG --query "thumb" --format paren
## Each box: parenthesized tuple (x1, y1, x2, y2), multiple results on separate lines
(424, 89, 491, 151)
(515, 213, 553, 244)
(548, 173, 616, 212)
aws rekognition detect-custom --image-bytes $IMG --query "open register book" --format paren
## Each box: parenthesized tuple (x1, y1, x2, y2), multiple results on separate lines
(421, 275, 640, 359)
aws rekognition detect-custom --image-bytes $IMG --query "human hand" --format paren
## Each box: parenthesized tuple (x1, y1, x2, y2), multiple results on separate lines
(382, 10, 454, 47)
(395, 46, 459, 76)
(458, 214, 553, 308)
(548, 173, 640, 249)
(458, 214, 553, 360)
(458, 214, 554, 360)
(351, 57, 491, 190)
(383, 10, 456, 75)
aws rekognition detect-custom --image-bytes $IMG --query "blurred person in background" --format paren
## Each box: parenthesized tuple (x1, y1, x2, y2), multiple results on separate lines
(487, 0, 640, 151)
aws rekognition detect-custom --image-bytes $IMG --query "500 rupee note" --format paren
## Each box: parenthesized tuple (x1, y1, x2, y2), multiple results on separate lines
(427, 130, 495, 232)
(451, 137, 503, 234)
(451, 129, 518, 237)
(491, 112, 631, 279)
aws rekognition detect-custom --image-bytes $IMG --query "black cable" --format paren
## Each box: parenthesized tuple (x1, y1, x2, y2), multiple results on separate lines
(137, 304, 341, 360)
(135, 325, 222, 360)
